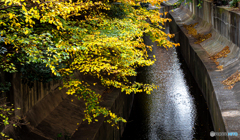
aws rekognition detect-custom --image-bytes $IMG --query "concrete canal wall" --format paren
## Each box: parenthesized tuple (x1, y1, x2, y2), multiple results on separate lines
(168, 1, 240, 140)
(1, 70, 135, 139)
(71, 86, 134, 140)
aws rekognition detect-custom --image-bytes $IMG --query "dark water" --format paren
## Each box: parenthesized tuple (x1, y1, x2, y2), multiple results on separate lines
(121, 25, 215, 140)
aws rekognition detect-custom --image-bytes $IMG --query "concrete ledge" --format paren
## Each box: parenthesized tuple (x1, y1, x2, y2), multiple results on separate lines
(169, 6, 240, 140)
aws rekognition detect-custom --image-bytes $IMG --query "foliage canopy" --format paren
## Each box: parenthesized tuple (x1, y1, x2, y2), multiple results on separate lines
(0, 0, 179, 129)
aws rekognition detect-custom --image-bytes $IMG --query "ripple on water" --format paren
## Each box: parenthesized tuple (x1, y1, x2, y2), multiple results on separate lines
(121, 33, 215, 140)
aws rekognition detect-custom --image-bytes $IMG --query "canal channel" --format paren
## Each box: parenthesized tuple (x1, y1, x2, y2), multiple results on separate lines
(121, 22, 216, 140)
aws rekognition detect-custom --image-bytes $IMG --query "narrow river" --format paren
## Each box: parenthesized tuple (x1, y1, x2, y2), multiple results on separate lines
(121, 23, 215, 140)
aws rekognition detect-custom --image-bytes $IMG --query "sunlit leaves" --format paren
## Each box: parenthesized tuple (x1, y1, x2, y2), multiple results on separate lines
(0, 0, 179, 127)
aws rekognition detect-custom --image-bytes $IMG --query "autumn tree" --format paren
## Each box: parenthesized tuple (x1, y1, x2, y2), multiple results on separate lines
(0, 0, 179, 134)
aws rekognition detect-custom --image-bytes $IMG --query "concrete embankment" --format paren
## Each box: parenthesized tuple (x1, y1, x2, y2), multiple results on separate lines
(168, 3, 240, 140)
(71, 78, 135, 140)
(4, 72, 135, 140)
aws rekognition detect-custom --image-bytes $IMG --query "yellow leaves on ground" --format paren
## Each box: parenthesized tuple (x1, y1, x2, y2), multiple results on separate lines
(183, 23, 212, 44)
(210, 46, 230, 70)
(183, 22, 198, 35)
(222, 70, 240, 89)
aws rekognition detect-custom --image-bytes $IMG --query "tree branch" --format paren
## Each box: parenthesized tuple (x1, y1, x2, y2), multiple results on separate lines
(0, 5, 23, 10)
(0, 3, 4, 7)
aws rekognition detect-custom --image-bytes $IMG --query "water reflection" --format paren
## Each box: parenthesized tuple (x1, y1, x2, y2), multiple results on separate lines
(142, 46, 196, 140)
(121, 25, 215, 140)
